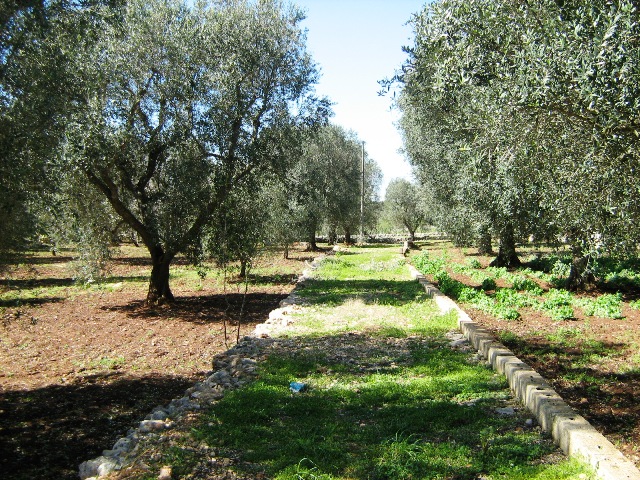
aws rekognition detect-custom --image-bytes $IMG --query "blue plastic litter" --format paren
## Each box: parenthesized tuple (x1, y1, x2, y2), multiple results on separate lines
(289, 381, 307, 393)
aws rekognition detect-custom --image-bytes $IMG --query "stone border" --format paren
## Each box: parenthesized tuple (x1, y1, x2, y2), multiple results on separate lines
(408, 265, 640, 480)
(79, 256, 323, 479)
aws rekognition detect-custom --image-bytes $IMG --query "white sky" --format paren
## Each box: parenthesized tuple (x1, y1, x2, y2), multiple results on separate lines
(293, 0, 426, 198)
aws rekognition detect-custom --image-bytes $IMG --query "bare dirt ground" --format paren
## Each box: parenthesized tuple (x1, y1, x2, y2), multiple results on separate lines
(0, 245, 317, 480)
(415, 240, 640, 468)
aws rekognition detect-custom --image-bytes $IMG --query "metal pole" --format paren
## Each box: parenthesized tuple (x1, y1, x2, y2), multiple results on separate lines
(360, 141, 365, 244)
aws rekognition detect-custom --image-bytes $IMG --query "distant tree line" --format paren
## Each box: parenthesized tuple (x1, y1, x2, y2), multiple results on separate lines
(395, 0, 640, 289)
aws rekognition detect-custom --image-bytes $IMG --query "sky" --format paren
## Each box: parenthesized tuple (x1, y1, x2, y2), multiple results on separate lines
(292, 0, 426, 198)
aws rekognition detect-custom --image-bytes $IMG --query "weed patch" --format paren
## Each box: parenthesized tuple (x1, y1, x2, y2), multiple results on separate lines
(574, 293, 624, 319)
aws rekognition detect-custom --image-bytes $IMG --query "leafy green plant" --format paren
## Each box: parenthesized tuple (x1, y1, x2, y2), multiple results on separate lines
(412, 251, 447, 275)
(604, 269, 640, 290)
(540, 289, 573, 309)
(433, 271, 467, 299)
(466, 258, 482, 269)
(551, 260, 572, 278)
(487, 266, 510, 279)
(458, 287, 484, 302)
(629, 299, 640, 310)
(574, 293, 623, 319)
(538, 289, 575, 320)
(480, 277, 497, 291)
(493, 305, 521, 321)
(494, 289, 531, 309)
(511, 276, 543, 296)
(548, 305, 575, 321)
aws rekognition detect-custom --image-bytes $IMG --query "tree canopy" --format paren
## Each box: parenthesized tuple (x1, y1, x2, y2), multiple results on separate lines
(287, 125, 382, 248)
(2, 0, 330, 302)
(397, 0, 640, 285)
(383, 178, 427, 242)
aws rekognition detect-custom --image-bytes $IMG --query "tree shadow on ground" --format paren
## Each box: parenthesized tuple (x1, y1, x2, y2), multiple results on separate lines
(0, 297, 64, 308)
(109, 256, 191, 267)
(0, 277, 74, 289)
(103, 293, 287, 325)
(108, 256, 151, 266)
(4, 254, 75, 265)
(226, 273, 299, 286)
(100, 275, 149, 284)
(500, 334, 640, 440)
(0, 373, 195, 480)
(297, 278, 428, 307)
(357, 243, 402, 249)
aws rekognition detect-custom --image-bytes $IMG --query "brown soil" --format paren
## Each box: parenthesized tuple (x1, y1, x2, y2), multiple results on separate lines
(415, 241, 640, 468)
(0, 245, 319, 480)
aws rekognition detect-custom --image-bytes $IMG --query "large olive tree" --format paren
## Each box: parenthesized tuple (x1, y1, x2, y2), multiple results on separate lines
(44, 0, 328, 303)
(397, 0, 640, 281)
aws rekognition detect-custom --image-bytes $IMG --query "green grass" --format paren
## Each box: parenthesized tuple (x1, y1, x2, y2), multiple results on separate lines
(134, 245, 595, 479)
(192, 341, 591, 479)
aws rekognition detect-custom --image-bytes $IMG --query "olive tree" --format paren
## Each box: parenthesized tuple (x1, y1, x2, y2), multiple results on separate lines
(47, 0, 328, 303)
(397, 0, 640, 279)
(382, 178, 426, 242)
(291, 124, 381, 247)
(0, 0, 95, 258)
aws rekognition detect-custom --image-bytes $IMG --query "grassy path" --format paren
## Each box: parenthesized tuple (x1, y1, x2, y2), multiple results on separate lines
(127, 246, 595, 479)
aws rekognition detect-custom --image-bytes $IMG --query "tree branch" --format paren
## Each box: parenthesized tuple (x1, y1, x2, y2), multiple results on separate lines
(84, 167, 156, 251)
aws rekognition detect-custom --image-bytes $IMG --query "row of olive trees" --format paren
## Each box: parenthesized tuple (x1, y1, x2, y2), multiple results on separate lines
(289, 124, 382, 249)
(1, 0, 385, 303)
(396, 0, 640, 288)
(380, 178, 428, 242)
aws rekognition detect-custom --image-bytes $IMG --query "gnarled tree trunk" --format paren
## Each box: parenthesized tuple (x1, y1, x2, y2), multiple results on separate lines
(489, 225, 521, 268)
(344, 228, 353, 245)
(147, 245, 175, 305)
(407, 227, 416, 243)
(239, 259, 248, 278)
(477, 227, 493, 255)
(328, 224, 337, 245)
(566, 244, 594, 291)
(307, 233, 318, 251)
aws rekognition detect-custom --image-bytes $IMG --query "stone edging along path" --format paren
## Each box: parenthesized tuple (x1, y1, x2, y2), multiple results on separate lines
(407, 265, 640, 480)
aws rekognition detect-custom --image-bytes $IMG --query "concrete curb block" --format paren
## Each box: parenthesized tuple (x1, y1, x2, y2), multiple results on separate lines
(408, 265, 640, 480)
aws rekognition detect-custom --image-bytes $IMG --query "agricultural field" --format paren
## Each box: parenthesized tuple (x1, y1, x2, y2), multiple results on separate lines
(0, 244, 315, 480)
(1, 240, 637, 479)
(410, 239, 640, 468)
